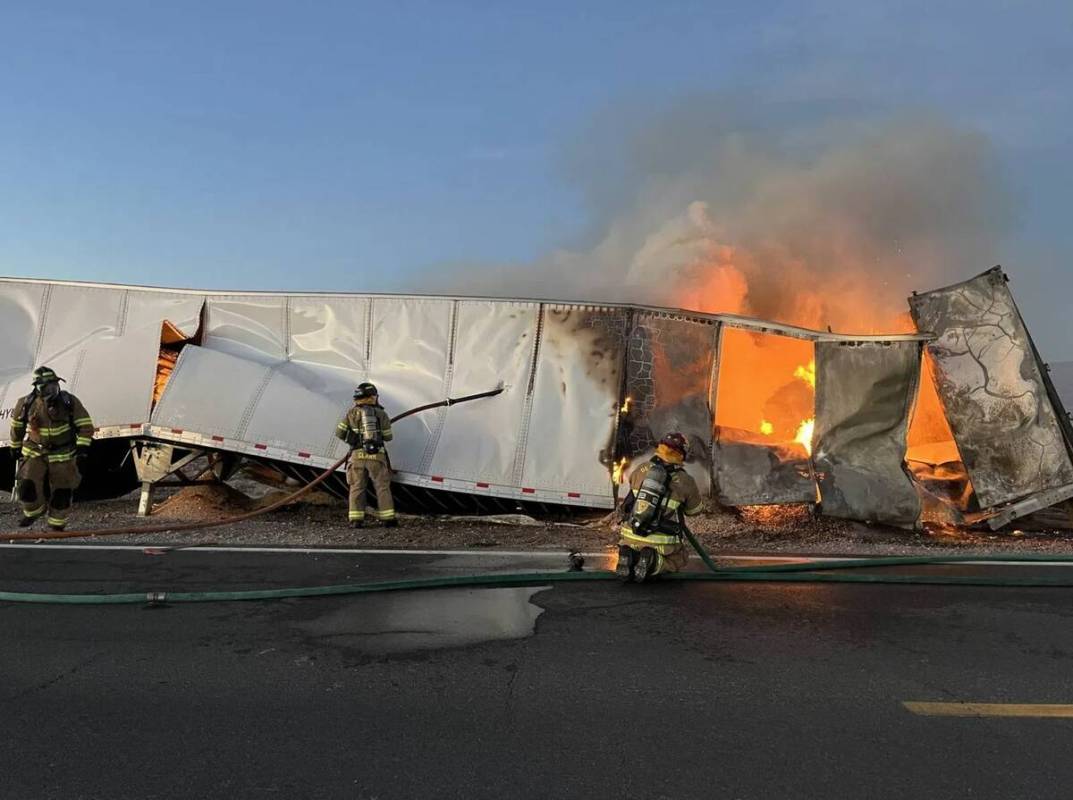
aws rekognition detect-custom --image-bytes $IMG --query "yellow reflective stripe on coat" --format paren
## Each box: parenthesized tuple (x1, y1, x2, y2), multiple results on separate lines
(684, 504, 703, 515)
(43, 424, 72, 434)
(620, 527, 681, 546)
(47, 452, 76, 463)
(75, 437, 92, 447)
(73, 417, 93, 426)
(10, 420, 25, 429)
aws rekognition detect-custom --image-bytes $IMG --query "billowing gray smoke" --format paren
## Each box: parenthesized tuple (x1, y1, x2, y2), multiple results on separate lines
(426, 99, 1011, 334)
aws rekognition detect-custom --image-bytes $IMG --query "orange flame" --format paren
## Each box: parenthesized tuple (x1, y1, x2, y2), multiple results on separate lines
(684, 235, 961, 503)
(794, 360, 816, 389)
(795, 418, 815, 456)
(612, 457, 628, 484)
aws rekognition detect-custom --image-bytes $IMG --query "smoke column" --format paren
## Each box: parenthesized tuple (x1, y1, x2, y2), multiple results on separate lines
(430, 99, 1011, 334)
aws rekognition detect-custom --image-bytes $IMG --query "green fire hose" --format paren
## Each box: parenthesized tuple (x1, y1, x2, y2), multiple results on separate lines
(4, 548, 1073, 605)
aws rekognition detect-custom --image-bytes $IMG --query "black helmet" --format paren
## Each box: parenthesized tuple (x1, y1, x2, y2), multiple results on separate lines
(32, 366, 64, 387)
(354, 382, 378, 400)
(659, 431, 690, 459)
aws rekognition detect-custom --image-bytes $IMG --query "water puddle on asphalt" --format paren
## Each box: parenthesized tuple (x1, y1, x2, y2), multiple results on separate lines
(297, 586, 548, 654)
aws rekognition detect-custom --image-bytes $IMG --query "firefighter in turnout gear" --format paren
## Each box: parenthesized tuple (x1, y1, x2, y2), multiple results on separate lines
(8, 367, 94, 531)
(616, 432, 703, 583)
(335, 382, 396, 528)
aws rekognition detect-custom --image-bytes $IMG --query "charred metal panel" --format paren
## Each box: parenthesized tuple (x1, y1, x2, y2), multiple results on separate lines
(621, 314, 717, 494)
(813, 341, 921, 527)
(909, 267, 1073, 508)
(713, 435, 815, 506)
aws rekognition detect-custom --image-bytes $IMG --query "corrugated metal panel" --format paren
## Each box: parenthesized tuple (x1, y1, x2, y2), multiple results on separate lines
(0, 282, 54, 419)
(367, 298, 454, 474)
(909, 267, 1073, 508)
(152, 346, 272, 439)
(243, 362, 354, 459)
(622, 313, 718, 495)
(287, 296, 369, 373)
(520, 307, 625, 497)
(203, 296, 289, 364)
(0, 283, 206, 432)
(813, 340, 921, 527)
(427, 301, 537, 485)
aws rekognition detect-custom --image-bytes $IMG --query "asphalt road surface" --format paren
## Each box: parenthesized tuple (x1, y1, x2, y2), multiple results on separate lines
(3, 545, 1073, 800)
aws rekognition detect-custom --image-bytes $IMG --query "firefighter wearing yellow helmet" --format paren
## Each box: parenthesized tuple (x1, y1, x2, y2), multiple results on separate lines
(616, 432, 703, 582)
(334, 382, 397, 528)
(8, 367, 94, 531)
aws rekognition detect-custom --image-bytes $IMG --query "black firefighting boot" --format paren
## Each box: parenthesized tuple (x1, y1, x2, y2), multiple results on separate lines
(381, 518, 398, 528)
(615, 545, 637, 582)
(633, 547, 658, 583)
(349, 519, 364, 530)
(18, 514, 36, 528)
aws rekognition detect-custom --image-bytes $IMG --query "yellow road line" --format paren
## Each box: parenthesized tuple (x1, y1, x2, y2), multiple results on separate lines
(904, 702, 1073, 718)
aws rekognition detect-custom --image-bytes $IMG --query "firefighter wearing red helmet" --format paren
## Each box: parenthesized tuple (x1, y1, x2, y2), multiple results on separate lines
(615, 432, 703, 583)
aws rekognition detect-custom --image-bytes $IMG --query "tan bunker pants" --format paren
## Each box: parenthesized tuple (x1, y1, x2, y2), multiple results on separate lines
(347, 458, 395, 522)
(618, 526, 690, 575)
(19, 455, 81, 529)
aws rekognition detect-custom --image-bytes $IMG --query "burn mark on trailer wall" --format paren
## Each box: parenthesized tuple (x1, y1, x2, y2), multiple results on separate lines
(621, 313, 716, 494)
(910, 267, 1073, 508)
(813, 340, 922, 528)
(543, 306, 629, 470)
(519, 306, 629, 496)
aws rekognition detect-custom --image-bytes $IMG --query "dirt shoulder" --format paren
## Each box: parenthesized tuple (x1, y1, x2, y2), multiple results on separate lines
(3, 483, 1073, 558)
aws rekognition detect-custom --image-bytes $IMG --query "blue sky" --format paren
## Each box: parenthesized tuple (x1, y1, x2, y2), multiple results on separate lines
(1, 1, 1071, 349)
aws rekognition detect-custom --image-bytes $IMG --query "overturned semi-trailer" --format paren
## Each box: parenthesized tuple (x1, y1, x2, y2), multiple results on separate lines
(1, 267, 1070, 530)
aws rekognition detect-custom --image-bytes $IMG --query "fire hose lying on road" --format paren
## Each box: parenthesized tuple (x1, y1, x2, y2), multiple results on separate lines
(4, 549, 1073, 605)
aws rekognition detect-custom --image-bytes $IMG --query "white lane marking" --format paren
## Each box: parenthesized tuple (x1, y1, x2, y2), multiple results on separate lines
(0, 543, 1071, 567)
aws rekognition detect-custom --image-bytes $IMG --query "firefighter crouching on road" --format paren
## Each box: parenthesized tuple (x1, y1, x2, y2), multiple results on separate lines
(335, 382, 397, 529)
(8, 367, 94, 531)
(616, 432, 703, 583)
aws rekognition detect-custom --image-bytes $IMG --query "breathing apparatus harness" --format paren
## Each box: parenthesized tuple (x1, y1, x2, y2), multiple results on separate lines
(347, 402, 385, 456)
(626, 457, 682, 538)
(344, 382, 386, 456)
